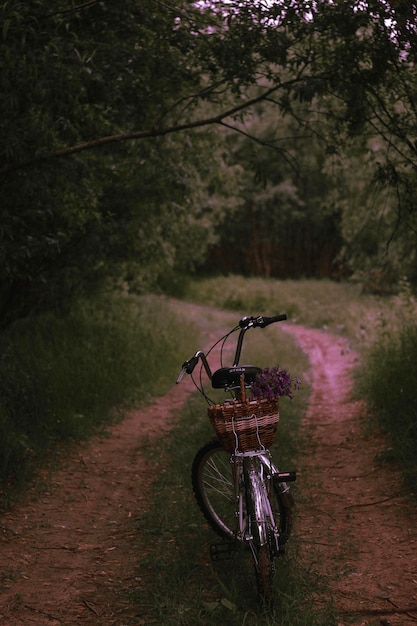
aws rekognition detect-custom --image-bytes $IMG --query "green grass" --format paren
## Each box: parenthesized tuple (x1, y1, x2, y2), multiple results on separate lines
(359, 323, 417, 492)
(0, 293, 199, 504)
(184, 275, 415, 348)
(131, 307, 337, 624)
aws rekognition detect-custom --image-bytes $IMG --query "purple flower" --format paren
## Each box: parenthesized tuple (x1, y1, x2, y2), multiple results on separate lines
(251, 366, 300, 400)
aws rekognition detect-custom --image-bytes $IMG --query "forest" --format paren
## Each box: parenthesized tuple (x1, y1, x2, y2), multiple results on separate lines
(2, 0, 417, 330)
(1, 1, 417, 497)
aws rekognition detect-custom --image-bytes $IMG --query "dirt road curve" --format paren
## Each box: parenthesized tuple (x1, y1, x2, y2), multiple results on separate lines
(0, 311, 416, 625)
(285, 324, 417, 626)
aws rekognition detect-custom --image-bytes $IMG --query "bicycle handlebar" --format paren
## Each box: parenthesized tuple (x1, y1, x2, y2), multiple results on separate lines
(176, 313, 287, 383)
(240, 314, 287, 329)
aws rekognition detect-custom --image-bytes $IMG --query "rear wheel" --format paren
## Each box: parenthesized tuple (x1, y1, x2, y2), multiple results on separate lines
(192, 440, 290, 545)
(256, 544, 274, 605)
(244, 465, 275, 604)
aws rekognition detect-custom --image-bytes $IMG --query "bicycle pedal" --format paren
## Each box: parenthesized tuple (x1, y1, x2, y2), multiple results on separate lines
(274, 470, 296, 482)
(210, 542, 232, 561)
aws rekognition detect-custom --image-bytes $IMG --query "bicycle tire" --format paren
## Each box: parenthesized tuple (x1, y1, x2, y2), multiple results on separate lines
(256, 544, 274, 604)
(192, 440, 290, 544)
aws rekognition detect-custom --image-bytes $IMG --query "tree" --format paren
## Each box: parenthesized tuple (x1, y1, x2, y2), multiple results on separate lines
(203, 0, 417, 285)
(0, 1, 229, 326)
(202, 104, 345, 278)
(275, 0, 417, 284)
(2, 0, 417, 328)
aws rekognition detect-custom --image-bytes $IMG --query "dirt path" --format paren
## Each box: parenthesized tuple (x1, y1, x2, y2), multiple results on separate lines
(285, 325, 417, 626)
(0, 306, 416, 625)
(0, 377, 197, 626)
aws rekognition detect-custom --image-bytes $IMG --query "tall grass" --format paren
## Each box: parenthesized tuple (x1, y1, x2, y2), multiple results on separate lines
(359, 323, 417, 492)
(0, 294, 198, 503)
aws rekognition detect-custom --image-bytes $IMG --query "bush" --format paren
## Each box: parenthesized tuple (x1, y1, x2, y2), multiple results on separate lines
(361, 324, 417, 492)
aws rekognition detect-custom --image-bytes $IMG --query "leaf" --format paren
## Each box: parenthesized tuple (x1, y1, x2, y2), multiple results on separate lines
(220, 597, 237, 612)
(202, 601, 219, 612)
(2, 18, 10, 41)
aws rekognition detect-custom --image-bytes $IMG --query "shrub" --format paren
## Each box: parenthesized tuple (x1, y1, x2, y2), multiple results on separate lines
(361, 324, 417, 491)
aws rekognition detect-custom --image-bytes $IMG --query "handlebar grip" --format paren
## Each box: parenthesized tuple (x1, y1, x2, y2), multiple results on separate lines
(176, 354, 199, 383)
(258, 314, 287, 327)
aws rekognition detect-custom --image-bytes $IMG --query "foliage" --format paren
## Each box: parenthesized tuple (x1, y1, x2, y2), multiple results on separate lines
(0, 294, 198, 502)
(360, 323, 417, 492)
(0, 1, 226, 327)
(2, 0, 417, 330)
(275, 0, 417, 284)
(202, 106, 345, 278)
(198, 1, 417, 285)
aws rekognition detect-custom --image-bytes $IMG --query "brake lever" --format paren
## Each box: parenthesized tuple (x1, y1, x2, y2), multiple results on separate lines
(176, 367, 187, 384)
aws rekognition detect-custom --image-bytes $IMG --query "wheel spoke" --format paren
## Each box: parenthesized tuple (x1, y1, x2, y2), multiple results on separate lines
(203, 457, 233, 499)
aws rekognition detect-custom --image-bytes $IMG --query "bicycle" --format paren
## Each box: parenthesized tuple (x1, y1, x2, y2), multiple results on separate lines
(176, 314, 297, 604)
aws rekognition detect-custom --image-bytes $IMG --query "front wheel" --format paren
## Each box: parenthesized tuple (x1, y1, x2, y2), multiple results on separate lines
(192, 440, 291, 544)
(192, 440, 238, 540)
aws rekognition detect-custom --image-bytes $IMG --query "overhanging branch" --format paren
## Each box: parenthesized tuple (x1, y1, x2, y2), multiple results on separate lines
(1, 85, 283, 176)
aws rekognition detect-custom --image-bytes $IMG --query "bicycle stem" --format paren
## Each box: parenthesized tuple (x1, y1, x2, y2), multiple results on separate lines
(233, 326, 249, 366)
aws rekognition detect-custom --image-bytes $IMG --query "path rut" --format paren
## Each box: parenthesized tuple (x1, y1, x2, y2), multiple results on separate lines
(284, 324, 417, 626)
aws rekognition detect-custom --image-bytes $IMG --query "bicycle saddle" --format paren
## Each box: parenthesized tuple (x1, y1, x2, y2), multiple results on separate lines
(211, 365, 262, 389)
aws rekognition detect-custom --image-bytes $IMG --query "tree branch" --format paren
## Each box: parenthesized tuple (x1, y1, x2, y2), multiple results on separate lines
(218, 120, 300, 175)
(44, 1, 99, 19)
(0, 86, 283, 175)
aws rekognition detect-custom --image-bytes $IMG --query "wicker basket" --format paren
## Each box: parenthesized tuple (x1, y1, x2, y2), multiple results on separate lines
(207, 375, 279, 453)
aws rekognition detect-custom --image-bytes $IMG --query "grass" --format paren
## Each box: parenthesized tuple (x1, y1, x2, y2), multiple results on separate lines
(0, 293, 199, 505)
(184, 275, 415, 348)
(129, 304, 338, 624)
(358, 322, 417, 492)
(2, 275, 417, 620)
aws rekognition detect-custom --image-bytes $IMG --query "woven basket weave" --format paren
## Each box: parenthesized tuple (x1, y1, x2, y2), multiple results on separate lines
(207, 375, 279, 453)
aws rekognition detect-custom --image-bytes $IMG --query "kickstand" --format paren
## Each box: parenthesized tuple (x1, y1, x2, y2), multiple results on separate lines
(210, 542, 233, 561)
